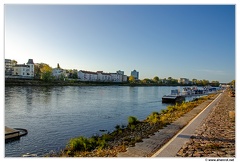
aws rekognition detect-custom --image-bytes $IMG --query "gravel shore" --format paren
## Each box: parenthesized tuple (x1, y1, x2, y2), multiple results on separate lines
(176, 90, 235, 157)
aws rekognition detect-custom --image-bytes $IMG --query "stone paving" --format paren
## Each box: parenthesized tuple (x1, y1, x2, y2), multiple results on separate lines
(176, 90, 235, 157)
(117, 96, 215, 157)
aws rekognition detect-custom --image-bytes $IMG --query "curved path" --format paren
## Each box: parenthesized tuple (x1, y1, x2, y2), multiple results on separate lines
(117, 93, 222, 157)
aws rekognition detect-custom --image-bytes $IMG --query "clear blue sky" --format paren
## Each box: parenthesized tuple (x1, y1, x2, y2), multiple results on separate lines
(4, 5, 235, 83)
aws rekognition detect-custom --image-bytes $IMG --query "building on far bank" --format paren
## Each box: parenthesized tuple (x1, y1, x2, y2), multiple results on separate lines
(78, 70, 127, 82)
(78, 70, 98, 81)
(52, 63, 69, 79)
(178, 78, 190, 85)
(5, 59, 13, 76)
(12, 59, 34, 78)
(131, 69, 139, 80)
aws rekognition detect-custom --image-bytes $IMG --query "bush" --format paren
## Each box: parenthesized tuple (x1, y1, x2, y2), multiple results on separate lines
(128, 116, 138, 125)
(147, 112, 160, 124)
(115, 124, 120, 130)
(67, 135, 108, 152)
(67, 136, 91, 151)
(101, 134, 113, 141)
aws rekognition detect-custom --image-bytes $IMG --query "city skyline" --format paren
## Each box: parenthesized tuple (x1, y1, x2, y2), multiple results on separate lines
(4, 5, 235, 83)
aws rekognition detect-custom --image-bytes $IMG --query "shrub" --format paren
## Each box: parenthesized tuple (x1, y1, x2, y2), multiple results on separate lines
(147, 112, 160, 124)
(115, 124, 120, 130)
(67, 135, 109, 152)
(128, 116, 138, 125)
(160, 109, 168, 114)
(67, 136, 90, 151)
(167, 105, 177, 113)
(101, 133, 113, 141)
(130, 124, 136, 130)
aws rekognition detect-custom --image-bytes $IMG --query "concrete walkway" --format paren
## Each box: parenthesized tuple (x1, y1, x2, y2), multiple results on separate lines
(117, 93, 222, 157)
(152, 93, 222, 157)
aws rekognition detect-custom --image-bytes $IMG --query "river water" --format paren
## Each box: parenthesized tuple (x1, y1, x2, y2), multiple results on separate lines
(5, 86, 196, 157)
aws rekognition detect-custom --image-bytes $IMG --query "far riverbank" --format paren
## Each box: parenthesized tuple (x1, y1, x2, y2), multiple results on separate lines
(5, 78, 192, 87)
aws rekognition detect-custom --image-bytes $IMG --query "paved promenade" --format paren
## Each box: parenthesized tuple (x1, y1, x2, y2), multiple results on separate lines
(117, 93, 219, 157)
(176, 91, 235, 157)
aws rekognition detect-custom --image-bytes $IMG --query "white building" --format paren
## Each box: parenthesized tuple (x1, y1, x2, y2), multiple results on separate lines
(178, 78, 190, 85)
(78, 70, 98, 81)
(52, 68, 63, 78)
(122, 75, 128, 82)
(131, 69, 139, 80)
(116, 70, 124, 75)
(96, 71, 111, 82)
(12, 59, 34, 78)
(110, 73, 123, 82)
(78, 70, 127, 82)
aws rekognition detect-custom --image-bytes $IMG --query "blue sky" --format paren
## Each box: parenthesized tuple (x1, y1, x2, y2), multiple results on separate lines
(4, 5, 235, 83)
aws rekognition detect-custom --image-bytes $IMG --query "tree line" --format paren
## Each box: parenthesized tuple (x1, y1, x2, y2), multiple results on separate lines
(129, 76, 221, 87)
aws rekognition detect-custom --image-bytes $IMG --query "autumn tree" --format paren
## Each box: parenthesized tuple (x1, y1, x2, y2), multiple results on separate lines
(41, 64, 53, 82)
(129, 75, 136, 83)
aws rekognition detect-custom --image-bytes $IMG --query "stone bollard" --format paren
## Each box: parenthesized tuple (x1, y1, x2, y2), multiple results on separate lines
(229, 111, 235, 122)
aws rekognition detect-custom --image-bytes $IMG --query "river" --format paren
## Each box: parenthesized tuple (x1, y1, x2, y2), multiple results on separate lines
(5, 86, 196, 157)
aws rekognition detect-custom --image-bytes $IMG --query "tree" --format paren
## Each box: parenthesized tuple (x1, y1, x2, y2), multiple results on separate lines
(162, 78, 167, 84)
(211, 81, 220, 87)
(153, 76, 160, 83)
(40, 63, 53, 82)
(129, 76, 135, 83)
(196, 80, 203, 86)
(192, 79, 197, 85)
(171, 79, 178, 85)
(34, 64, 41, 79)
(230, 80, 235, 88)
(202, 79, 209, 86)
(141, 78, 152, 84)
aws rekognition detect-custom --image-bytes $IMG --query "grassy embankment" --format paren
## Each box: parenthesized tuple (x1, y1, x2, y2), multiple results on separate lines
(49, 93, 217, 157)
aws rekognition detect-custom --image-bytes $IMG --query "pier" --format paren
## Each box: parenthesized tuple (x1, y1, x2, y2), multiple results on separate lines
(5, 126, 28, 141)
